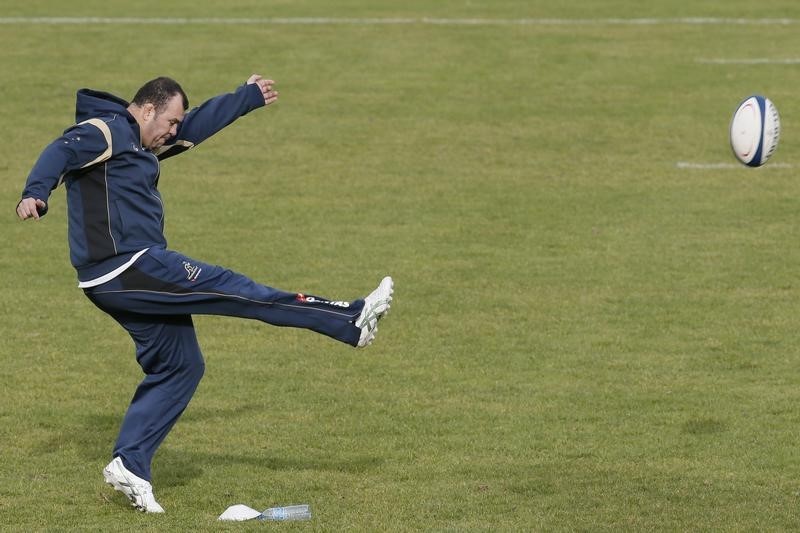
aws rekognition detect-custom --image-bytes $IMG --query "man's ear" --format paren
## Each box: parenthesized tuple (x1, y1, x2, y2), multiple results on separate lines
(142, 103, 156, 121)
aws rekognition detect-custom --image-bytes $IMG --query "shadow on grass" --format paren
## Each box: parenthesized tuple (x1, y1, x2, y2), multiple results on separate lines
(152, 451, 384, 488)
(32, 412, 120, 461)
(682, 417, 727, 435)
(33, 407, 384, 489)
(188, 451, 384, 475)
(32, 404, 264, 461)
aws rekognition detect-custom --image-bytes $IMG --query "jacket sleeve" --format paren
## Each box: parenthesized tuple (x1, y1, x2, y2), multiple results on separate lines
(155, 82, 266, 161)
(21, 119, 114, 216)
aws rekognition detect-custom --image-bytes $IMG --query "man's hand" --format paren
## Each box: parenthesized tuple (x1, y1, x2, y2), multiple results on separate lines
(247, 74, 279, 106)
(17, 198, 47, 220)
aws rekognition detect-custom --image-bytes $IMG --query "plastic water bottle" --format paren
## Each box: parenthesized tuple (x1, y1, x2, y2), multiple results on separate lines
(258, 504, 312, 521)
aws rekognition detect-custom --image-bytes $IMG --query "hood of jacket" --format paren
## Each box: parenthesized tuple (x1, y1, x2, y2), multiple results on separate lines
(74, 88, 135, 124)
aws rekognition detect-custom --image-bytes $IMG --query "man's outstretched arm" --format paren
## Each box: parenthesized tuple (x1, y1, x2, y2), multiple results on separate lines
(155, 74, 278, 160)
(17, 119, 114, 220)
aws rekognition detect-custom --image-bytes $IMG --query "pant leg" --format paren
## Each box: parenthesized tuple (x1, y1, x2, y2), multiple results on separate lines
(85, 248, 365, 346)
(102, 310, 205, 481)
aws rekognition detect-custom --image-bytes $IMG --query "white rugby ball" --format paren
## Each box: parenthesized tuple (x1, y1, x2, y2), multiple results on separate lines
(729, 95, 780, 167)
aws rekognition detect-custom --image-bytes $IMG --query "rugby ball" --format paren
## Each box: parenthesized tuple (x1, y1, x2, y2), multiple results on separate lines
(729, 95, 780, 167)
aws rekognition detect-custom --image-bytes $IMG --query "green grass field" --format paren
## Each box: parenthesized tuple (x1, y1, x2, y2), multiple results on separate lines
(4, 1, 800, 530)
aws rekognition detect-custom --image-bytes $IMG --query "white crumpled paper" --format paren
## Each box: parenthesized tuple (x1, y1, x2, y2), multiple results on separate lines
(218, 504, 263, 521)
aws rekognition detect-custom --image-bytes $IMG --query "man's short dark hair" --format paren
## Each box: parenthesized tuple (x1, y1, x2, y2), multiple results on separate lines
(132, 77, 189, 113)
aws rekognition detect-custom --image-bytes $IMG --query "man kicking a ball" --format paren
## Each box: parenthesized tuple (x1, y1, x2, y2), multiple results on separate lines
(16, 74, 393, 513)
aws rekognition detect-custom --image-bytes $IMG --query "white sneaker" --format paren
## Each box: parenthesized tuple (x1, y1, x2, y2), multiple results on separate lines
(356, 276, 394, 347)
(103, 457, 165, 513)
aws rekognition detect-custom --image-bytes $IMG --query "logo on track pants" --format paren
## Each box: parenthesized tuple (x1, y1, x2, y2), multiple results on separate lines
(296, 293, 350, 308)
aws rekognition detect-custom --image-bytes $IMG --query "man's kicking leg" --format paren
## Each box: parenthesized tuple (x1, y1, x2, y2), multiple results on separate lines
(87, 248, 394, 348)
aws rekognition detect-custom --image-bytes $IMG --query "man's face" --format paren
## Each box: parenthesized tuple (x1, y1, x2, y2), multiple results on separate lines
(140, 94, 184, 150)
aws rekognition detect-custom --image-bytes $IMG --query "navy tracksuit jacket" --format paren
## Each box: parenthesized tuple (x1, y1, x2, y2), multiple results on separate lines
(21, 82, 365, 481)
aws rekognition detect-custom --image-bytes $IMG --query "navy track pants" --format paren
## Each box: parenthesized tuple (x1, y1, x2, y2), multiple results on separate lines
(83, 247, 365, 481)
